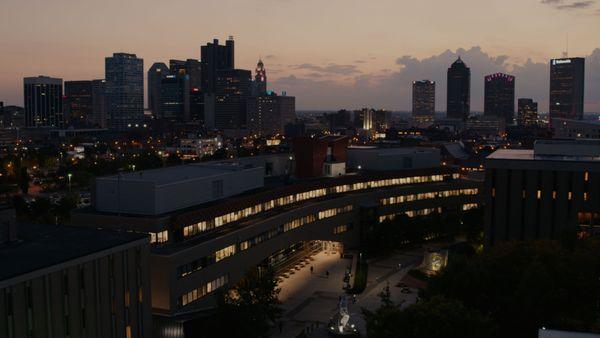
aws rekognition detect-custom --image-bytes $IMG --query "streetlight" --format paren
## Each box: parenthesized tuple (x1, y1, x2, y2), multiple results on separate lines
(132, 164, 136, 171)
(67, 173, 72, 192)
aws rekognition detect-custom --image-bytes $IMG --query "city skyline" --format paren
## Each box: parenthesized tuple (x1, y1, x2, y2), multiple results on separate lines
(1, 0, 600, 112)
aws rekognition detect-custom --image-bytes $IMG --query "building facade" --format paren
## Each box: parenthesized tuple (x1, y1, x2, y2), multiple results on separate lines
(24, 76, 63, 127)
(200, 38, 234, 94)
(549, 57, 585, 121)
(159, 75, 190, 123)
(484, 140, 600, 246)
(212, 69, 252, 131)
(412, 80, 435, 122)
(148, 63, 170, 117)
(517, 98, 538, 126)
(247, 93, 296, 136)
(105, 53, 144, 130)
(253, 59, 267, 97)
(484, 73, 515, 124)
(64, 80, 93, 127)
(446, 57, 470, 120)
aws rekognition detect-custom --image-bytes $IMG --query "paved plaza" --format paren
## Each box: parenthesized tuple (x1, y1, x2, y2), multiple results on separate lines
(271, 248, 423, 338)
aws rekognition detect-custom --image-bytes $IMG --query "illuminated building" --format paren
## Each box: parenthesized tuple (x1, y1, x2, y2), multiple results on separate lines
(200, 37, 234, 94)
(212, 69, 252, 131)
(484, 140, 600, 245)
(253, 59, 267, 96)
(148, 62, 170, 116)
(159, 75, 190, 122)
(23, 76, 63, 127)
(484, 73, 515, 124)
(247, 92, 296, 136)
(105, 53, 144, 130)
(517, 98, 538, 126)
(446, 57, 470, 120)
(412, 80, 435, 123)
(549, 57, 585, 121)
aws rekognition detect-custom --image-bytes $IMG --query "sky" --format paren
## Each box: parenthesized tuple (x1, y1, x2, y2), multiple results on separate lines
(1, 0, 600, 112)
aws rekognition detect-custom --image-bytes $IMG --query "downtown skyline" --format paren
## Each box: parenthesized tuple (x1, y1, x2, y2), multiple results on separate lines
(1, 0, 600, 112)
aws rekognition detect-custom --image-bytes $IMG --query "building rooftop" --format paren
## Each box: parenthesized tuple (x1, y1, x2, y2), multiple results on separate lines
(487, 139, 600, 162)
(0, 223, 147, 282)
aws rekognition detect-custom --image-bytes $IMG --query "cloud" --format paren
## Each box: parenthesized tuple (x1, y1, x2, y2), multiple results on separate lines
(540, 0, 596, 9)
(271, 46, 600, 113)
(291, 63, 362, 76)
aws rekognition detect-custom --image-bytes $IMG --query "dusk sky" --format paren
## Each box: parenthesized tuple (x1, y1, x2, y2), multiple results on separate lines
(1, 0, 600, 112)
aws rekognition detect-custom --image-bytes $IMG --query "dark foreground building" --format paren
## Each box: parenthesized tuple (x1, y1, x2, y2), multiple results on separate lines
(484, 140, 600, 246)
(0, 214, 152, 338)
(484, 73, 515, 124)
(549, 57, 585, 121)
(446, 57, 470, 120)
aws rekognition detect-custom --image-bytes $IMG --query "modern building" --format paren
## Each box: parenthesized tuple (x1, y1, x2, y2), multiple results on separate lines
(64, 80, 93, 127)
(90, 79, 108, 128)
(517, 98, 538, 126)
(169, 59, 201, 90)
(200, 38, 234, 94)
(23, 76, 63, 127)
(484, 73, 515, 124)
(0, 219, 152, 338)
(347, 147, 440, 171)
(148, 62, 170, 116)
(549, 57, 585, 121)
(446, 57, 470, 120)
(412, 80, 435, 123)
(354, 108, 388, 131)
(159, 75, 190, 122)
(253, 59, 267, 97)
(212, 69, 252, 131)
(293, 136, 348, 178)
(105, 53, 144, 130)
(484, 139, 600, 245)
(464, 116, 506, 138)
(551, 118, 600, 140)
(247, 92, 296, 136)
(73, 163, 483, 337)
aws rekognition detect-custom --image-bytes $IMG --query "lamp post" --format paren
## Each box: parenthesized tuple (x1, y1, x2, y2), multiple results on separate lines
(67, 173, 72, 192)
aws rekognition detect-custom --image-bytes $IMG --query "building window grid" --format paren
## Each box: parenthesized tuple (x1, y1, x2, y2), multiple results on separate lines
(182, 174, 451, 239)
(381, 188, 479, 206)
(180, 275, 228, 307)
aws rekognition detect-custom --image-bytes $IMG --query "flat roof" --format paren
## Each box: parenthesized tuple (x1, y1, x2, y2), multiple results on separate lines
(487, 149, 600, 162)
(348, 146, 438, 154)
(0, 223, 147, 282)
(98, 162, 255, 186)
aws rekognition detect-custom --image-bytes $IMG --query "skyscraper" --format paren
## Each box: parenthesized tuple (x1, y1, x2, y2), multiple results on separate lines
(446, 57, 470, 120)
(213, 69, 251, 130)
(91, 79, 108, 128)
(64, 80, 93, 127)
(148, 62, 169, 116)
(484, 73, 515, 124)
(200, 37, 235, 94)
(23, 76, 63, 127)
(517, 98, 538, 126)
(247, 92, 295, 136)
(412, 80, 435, 122)
(105, 53, 144, 130)
(169, 59, 201, 89)
(159, 74, 190, 122)
(549, 57, 585, 120)
(253, 59, 267, 96)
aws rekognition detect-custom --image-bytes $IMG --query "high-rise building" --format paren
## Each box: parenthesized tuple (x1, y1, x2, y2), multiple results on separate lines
(23, 76, 63, 127)
(200, 37, 235, 94)
(213, 69, 251, 131)
(549, 57, 585, 121)
(105, 53, 144, 130)
(159, 74, 190, 122)
(170, 59, 202, 89)
(64, 80, 93, 127)
(91, 79, 108, 128)
(446, 57, 470, 120)
(354, 108, 388, 131)
(412, 80, 435, 122)
(484, 73, 515, 124)
(148, 62, 170, 116)
(247, 92, 295, 136)
(517, 98, 538, 126)
(253, 59, 267, 96)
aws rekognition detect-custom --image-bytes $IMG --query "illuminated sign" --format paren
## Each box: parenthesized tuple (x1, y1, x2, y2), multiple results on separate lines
(552, 59, 572, 65)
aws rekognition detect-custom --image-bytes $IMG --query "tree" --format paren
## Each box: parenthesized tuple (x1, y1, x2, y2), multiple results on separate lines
(18, 167, 30, 195)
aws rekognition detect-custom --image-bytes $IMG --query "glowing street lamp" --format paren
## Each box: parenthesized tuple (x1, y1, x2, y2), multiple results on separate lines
(67, 173, 72, 192)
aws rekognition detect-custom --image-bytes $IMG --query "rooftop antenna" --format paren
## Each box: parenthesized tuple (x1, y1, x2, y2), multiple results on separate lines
(562, 34, 569, 58)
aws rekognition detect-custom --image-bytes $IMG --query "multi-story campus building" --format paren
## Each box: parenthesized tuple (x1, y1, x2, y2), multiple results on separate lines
(0, 213, 152, 338)
(73, 158, 483, 336)
(484, 140, 600, 246)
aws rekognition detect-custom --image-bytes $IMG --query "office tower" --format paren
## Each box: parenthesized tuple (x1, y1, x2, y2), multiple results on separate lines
(517, 98, 538, 126)
(200, 37, 235, 94)
(170, 59, 202, 89)
(484, 73, 515, 124)
(247, 92, 296, 136)
(446, 57, 470, 120)
(213, 69, 251, 130)
(253, 59, 267, 96)
(412, 80, 435, 122)
(0, 101, 3, 127)
(159, 74, 190, 122)
(549, 57, 585, 120)
(90, 79, 107, 128)
(23, 76, 63, 127)
(354, 108, 388, 131)
(148, 62, 170, 116)
(484, 140, 599, 245)
(105, 53, 144, 130)
(64, 80, 93, 127)
(326, 110, 353, 130)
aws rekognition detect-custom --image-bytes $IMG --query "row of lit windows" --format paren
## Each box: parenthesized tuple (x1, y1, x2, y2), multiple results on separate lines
(177, 205, 356, 279)
(378, 207, 442, 223)
(333, 224, 349, 234)
(462, 203, 479, 211)
(149, 230, 169, 244)
(180, 275, 228, 307)
(318, 205, 354, 220)
(381, 189, 479, 206)
(182, 173, 456, 238)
